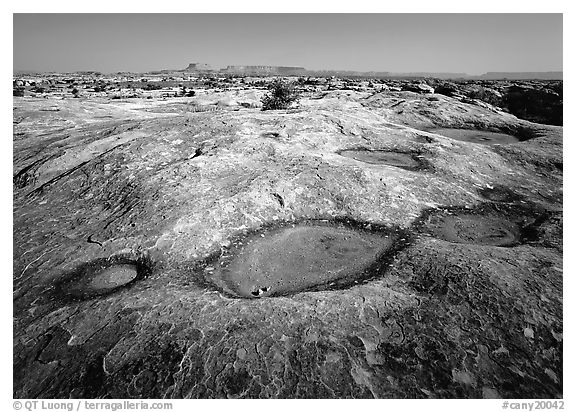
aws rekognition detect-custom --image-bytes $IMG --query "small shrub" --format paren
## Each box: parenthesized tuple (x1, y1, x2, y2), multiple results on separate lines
(261, 79, 300, 111)
(180, 86, 196, 97)
(145, 83, 162, 91)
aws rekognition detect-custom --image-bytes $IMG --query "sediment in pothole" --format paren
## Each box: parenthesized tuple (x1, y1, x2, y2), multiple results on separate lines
(415, 204, 551, 247)
(206, 219, 410, 298)
(429, 128, 520, 145)
(413, 134, 437, 144)
(478, 185, 524, 203)
(337, 148, 431, 171)
(424, 214, 521, 246)
(54, 255, 152, 301)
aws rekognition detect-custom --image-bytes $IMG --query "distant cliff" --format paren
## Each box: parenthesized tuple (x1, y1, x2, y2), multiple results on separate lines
(168, 64, 563, 80)
(477, 72, 563, 80)
(221, 66, 306, 75)
(183, 63, 214, 72)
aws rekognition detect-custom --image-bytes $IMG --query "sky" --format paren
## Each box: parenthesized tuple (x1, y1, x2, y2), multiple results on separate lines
(13, 13, 563, 75)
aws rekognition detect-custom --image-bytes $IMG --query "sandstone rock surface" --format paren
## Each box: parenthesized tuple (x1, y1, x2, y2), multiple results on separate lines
(13, 89, 562, 398)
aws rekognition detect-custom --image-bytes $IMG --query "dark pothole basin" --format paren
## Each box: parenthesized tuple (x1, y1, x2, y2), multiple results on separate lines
(206, 220, 410, 298)
(413, 134, 437, 144)
(478, 185, 524, 203)
(427, 214, 520, 246)
(85, 264, 138, 290)
(416, 204, 553, 248)
(417, 208, 524, 247)
(338, 148, 429, 171)
(55, 255, 152, 301)
(429, 128, 520, 145)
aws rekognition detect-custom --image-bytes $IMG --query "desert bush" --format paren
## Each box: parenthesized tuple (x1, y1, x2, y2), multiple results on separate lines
(180, 86, 196, 97)
(261, 79, 300, 111)
(145, 83, 162, 91)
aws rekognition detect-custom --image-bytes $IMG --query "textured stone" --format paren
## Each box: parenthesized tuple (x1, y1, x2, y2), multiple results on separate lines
(13, 89, 562, 398)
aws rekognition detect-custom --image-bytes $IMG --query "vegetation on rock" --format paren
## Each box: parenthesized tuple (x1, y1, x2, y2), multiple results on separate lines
(261, 79, 300, 111)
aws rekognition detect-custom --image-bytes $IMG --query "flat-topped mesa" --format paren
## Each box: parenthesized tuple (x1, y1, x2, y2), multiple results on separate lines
(183, 63, 214, 72)
(221, 65, 306, 75)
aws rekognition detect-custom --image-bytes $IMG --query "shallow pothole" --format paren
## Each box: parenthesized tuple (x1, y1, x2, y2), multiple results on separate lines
(202, 219, 412, 298)
(413, 134, 437, 144)
(423, 214, 521, 246)
(337, 148, 431, 171)
(260, 131, 281, 139)
(85, 264, 138, 290)
(415, 204, 548, 247)
(54, 254, 153, 301)
(478, 185, 524, 203)
(428, 128, 520, 145)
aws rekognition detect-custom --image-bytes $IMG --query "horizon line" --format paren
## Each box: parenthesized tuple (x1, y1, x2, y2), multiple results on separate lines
(13, 66, 564, 76)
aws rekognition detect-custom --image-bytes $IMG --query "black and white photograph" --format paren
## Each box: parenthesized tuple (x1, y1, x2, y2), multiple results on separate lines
(9, 6, 568, 407)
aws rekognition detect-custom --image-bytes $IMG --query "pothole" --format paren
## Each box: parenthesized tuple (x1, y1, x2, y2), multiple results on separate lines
(424, 214, 521, 246)
(54, 254, 153, 301)
(553, 161, 563, 171)
(261, 131, 281, 139)
(85, 264, 138, 290)
(413, 134, 437, 144)
(415, 204, 547, 247)
(337, 148, 431, 171)
(203, 219, 412, 298)
(429, 128, 520, 145)
(478, 185, 524, 203)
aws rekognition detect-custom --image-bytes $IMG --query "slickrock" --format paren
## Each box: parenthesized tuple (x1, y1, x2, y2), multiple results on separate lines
(13, 89, 562, 398)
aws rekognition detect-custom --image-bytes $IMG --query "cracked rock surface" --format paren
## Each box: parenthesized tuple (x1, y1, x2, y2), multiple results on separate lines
(13, 90, 562, 398)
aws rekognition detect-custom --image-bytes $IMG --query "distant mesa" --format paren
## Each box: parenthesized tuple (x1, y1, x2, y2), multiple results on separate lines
(13, 63, 563, 81)
(181, 63, 306, 76)
(476, 71, 563, 80)
(175, 64, 562, 80)
(184, 63, 214, 72)
(222, 65, 306, 75)
(390, 72, 468, 80)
